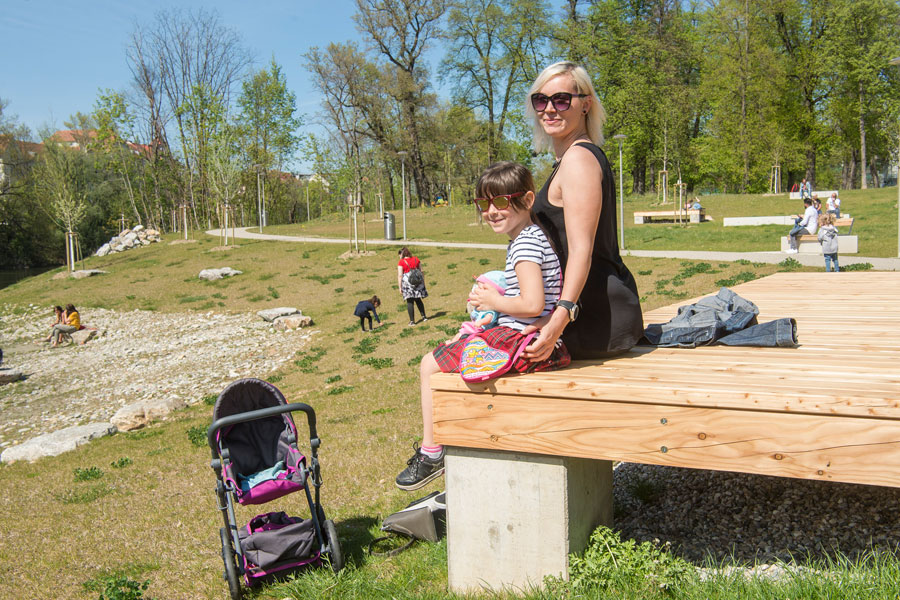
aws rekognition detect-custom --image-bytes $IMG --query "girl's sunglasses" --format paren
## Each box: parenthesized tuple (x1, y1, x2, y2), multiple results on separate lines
(530, 92, 588, 112)
(474, 192, 525, 212)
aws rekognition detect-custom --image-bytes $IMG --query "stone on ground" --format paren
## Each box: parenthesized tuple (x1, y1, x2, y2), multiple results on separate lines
(274, 315, 313, 329)
(111, 397, 188, 431)
(0, 367, 24, 384)
(71, 329, 98, 345)
(198, 267, 242, 281)
(257, 307, 302, 322)
(0, 422, 117, 463)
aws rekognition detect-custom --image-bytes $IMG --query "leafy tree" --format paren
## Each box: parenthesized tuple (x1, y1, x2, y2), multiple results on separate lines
(237, 58, 302, 171)
(440, 0, 551, 162)
(36, 140, 86, 268)
(354, 0, 447, 203)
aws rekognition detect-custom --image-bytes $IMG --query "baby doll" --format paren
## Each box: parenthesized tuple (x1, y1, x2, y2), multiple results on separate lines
(447, 271, 506, 343)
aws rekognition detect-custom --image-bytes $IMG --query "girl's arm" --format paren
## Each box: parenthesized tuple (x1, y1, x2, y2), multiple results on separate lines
(470, 260, 545, 318)
(523, 146, 602, 361)
(397, 265, 404, 290)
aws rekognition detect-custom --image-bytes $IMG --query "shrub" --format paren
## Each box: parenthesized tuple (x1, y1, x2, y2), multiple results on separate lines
(358, 357, 393, 369)
(97, 576, 150, 600)
(74, 466, 104, 481)
(842, 262, 873, 271)
(110, 457, 133, 469)
(186, 426, 207, 447)
(327, 385, 354, 395)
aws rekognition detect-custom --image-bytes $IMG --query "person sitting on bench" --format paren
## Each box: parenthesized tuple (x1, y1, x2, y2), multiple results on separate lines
(786, 198, 818, 254)
(51, 304, 80, 347)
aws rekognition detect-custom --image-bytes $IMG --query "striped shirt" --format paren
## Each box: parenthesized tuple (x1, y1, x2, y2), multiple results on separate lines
(497, 224, 562, 332)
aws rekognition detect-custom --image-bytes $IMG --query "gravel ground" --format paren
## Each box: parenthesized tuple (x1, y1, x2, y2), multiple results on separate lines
(613, 462, 900, 567)
(0, 305, 314, 448)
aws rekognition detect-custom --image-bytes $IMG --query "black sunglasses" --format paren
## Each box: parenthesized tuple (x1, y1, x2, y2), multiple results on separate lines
(530, 92, 589, 112)
(474, 192, 525, 212)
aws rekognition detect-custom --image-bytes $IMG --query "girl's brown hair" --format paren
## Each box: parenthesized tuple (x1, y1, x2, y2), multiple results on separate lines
(398, 246, 412, 259)
(370, 295, 381, 307)
(475, 162, 535, 211)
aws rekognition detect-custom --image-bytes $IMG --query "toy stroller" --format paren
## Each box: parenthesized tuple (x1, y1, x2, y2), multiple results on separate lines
(207, 378, 343, 599)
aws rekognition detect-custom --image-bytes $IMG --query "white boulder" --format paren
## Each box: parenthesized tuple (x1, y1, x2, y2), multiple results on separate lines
(257, 307, 302, 322)
(111, 397, 187, 431)
(0, 423, 117, 463)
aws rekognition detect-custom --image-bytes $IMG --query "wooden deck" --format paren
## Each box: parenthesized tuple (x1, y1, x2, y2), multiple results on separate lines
(432, 272, 900, 489)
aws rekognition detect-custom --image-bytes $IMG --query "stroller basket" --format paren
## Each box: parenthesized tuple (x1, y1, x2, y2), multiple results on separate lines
(208, 378, 343, 600)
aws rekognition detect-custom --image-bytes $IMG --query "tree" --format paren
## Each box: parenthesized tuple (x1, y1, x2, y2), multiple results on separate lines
(128, 8, 250, 228)
(824, 0, 900, 189)
(440, 0, 551, 162)
(238, 58, 302, 171)
(36, 141, 87, 269)
(354, 0, 447, 203)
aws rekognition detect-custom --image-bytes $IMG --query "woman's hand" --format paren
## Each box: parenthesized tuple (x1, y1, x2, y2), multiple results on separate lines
(521, 309, 568, 362)
(468, 281, 502, 313)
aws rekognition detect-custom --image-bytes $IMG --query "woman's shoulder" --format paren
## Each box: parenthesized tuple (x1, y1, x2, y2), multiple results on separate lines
(559, 143, 603, 176)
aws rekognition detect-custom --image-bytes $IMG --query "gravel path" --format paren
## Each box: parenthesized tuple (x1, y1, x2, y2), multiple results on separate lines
(0, 305, 314, 448)
(613, 462, 900, 566)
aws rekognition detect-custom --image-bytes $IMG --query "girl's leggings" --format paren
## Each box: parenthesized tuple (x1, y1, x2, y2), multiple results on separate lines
(406, 298, 426, 321)
(359, 315, 373, 331)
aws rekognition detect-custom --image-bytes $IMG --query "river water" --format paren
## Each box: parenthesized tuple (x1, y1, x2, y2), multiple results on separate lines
(0, 268, 55, 291)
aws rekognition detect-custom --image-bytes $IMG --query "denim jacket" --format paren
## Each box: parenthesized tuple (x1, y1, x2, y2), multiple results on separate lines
(642, 287, 798, 348)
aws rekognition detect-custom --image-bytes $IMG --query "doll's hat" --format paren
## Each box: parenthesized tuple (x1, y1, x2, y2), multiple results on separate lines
(475, 270, 506, 294)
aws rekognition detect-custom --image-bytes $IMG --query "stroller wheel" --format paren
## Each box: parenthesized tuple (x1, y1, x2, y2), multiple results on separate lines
(323, 519, 344, 573)
(220, 527, 243, 600)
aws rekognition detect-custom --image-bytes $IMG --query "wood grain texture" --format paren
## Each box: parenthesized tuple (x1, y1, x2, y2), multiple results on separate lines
(432, 272, 900, 486)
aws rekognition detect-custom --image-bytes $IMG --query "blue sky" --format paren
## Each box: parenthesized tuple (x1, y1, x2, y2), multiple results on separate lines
(0, 0, 447, 170)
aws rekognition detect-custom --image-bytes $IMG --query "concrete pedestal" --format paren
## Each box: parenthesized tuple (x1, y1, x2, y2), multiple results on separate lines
(780, 235, 858, 254)
(445, 447, 613, 593)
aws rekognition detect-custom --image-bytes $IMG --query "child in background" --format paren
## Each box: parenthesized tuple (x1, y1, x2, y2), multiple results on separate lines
(353, 296, 381, 332)
(394, 161, 571, 491)
(817, 213, 840, 272)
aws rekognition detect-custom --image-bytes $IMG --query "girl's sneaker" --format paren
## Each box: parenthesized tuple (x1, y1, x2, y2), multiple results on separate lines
(395, 443, 444, 491)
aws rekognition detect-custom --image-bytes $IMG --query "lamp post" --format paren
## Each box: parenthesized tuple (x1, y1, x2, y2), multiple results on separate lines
(398, 151, 408, 240)
(613, 134, 627, 251)
(253, 164, 264, 233)
(890, 57, 900, 258)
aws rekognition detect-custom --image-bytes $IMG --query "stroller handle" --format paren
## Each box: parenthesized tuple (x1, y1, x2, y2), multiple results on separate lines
(207, 403, 319, 455)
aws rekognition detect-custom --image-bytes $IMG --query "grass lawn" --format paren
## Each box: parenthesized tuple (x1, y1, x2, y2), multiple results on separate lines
(0, 190, 896, 599)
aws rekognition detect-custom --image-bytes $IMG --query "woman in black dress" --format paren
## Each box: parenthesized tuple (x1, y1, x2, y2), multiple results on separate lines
(521, 61, 643, 361)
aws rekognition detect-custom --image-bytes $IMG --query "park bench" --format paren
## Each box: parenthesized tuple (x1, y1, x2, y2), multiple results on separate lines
(780, 217, 857, 254)
(634, 208, 705, 224)
(431, 271, 900, 592)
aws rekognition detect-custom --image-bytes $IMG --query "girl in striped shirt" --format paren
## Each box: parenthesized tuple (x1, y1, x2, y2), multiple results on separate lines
(394, 161, 571, 491)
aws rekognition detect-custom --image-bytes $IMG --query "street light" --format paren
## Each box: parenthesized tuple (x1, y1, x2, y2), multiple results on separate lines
(398, 151, 409, 240)
(253, 164, 264, 233)
(613, 134, 627, 252)
(890, 57, 900, 258)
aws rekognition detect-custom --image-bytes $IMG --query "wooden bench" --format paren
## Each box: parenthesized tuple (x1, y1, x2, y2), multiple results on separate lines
(634, 208, 705, 224)
(780, 217, 857, 253)
(431, 272, 900, 592)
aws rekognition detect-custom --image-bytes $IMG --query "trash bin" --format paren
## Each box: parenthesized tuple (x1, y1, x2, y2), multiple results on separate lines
(383, 212, 396, 240)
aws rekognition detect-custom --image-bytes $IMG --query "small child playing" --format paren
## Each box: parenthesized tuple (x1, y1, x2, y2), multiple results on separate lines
(353, 295, 381, 331)
(817, 213, 840, 272)
(394, 161, 571, 491)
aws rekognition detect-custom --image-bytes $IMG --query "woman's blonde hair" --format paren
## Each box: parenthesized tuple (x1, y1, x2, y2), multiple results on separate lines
(526, 61, 607, 154)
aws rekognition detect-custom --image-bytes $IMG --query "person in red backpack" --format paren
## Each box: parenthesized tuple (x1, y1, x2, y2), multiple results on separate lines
(397, 247, 429, 326)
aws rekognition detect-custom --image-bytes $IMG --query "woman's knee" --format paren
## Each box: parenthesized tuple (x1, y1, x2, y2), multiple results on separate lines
(420, 353, 440, 377)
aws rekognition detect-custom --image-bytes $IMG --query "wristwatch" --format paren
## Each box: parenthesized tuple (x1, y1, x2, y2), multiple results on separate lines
(555, 300, 579, 322)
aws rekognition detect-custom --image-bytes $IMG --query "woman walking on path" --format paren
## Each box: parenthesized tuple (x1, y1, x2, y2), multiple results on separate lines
(522, 61, 643, 361)
(397, 247, 428, 326)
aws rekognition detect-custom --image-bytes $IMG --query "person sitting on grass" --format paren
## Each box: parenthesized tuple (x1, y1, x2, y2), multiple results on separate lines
(50, 304, 80, 347)
(786, 198, 818, 254)
(394, 161, 571, 491)
(353, 295, 381, 332)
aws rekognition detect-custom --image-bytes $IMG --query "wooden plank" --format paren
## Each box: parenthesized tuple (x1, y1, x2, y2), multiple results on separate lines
(432, 393, 900, 488)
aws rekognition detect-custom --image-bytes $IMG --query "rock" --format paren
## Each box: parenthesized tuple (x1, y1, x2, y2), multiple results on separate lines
(71, 269, 107, 279)
(0, 422, 117, 463)
(133, 224, 144, 232)
(111, 397, 188, 431)
(0, 367, 25, 384)
(274, 315, 313, 330)
(96, 243, 111, 257)
(257, 307, 302, 322)
(199, 267, 242, 281)
(71, 329, 98, 345)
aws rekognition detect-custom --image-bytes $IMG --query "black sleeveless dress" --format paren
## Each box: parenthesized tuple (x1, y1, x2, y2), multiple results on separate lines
(533, 142, 643, 359)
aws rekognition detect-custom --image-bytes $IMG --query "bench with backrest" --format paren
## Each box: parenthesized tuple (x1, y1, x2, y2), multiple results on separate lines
(431, 272, 900, 593)
(634, 208, 705, 224)
(780, 217, 857, 253)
